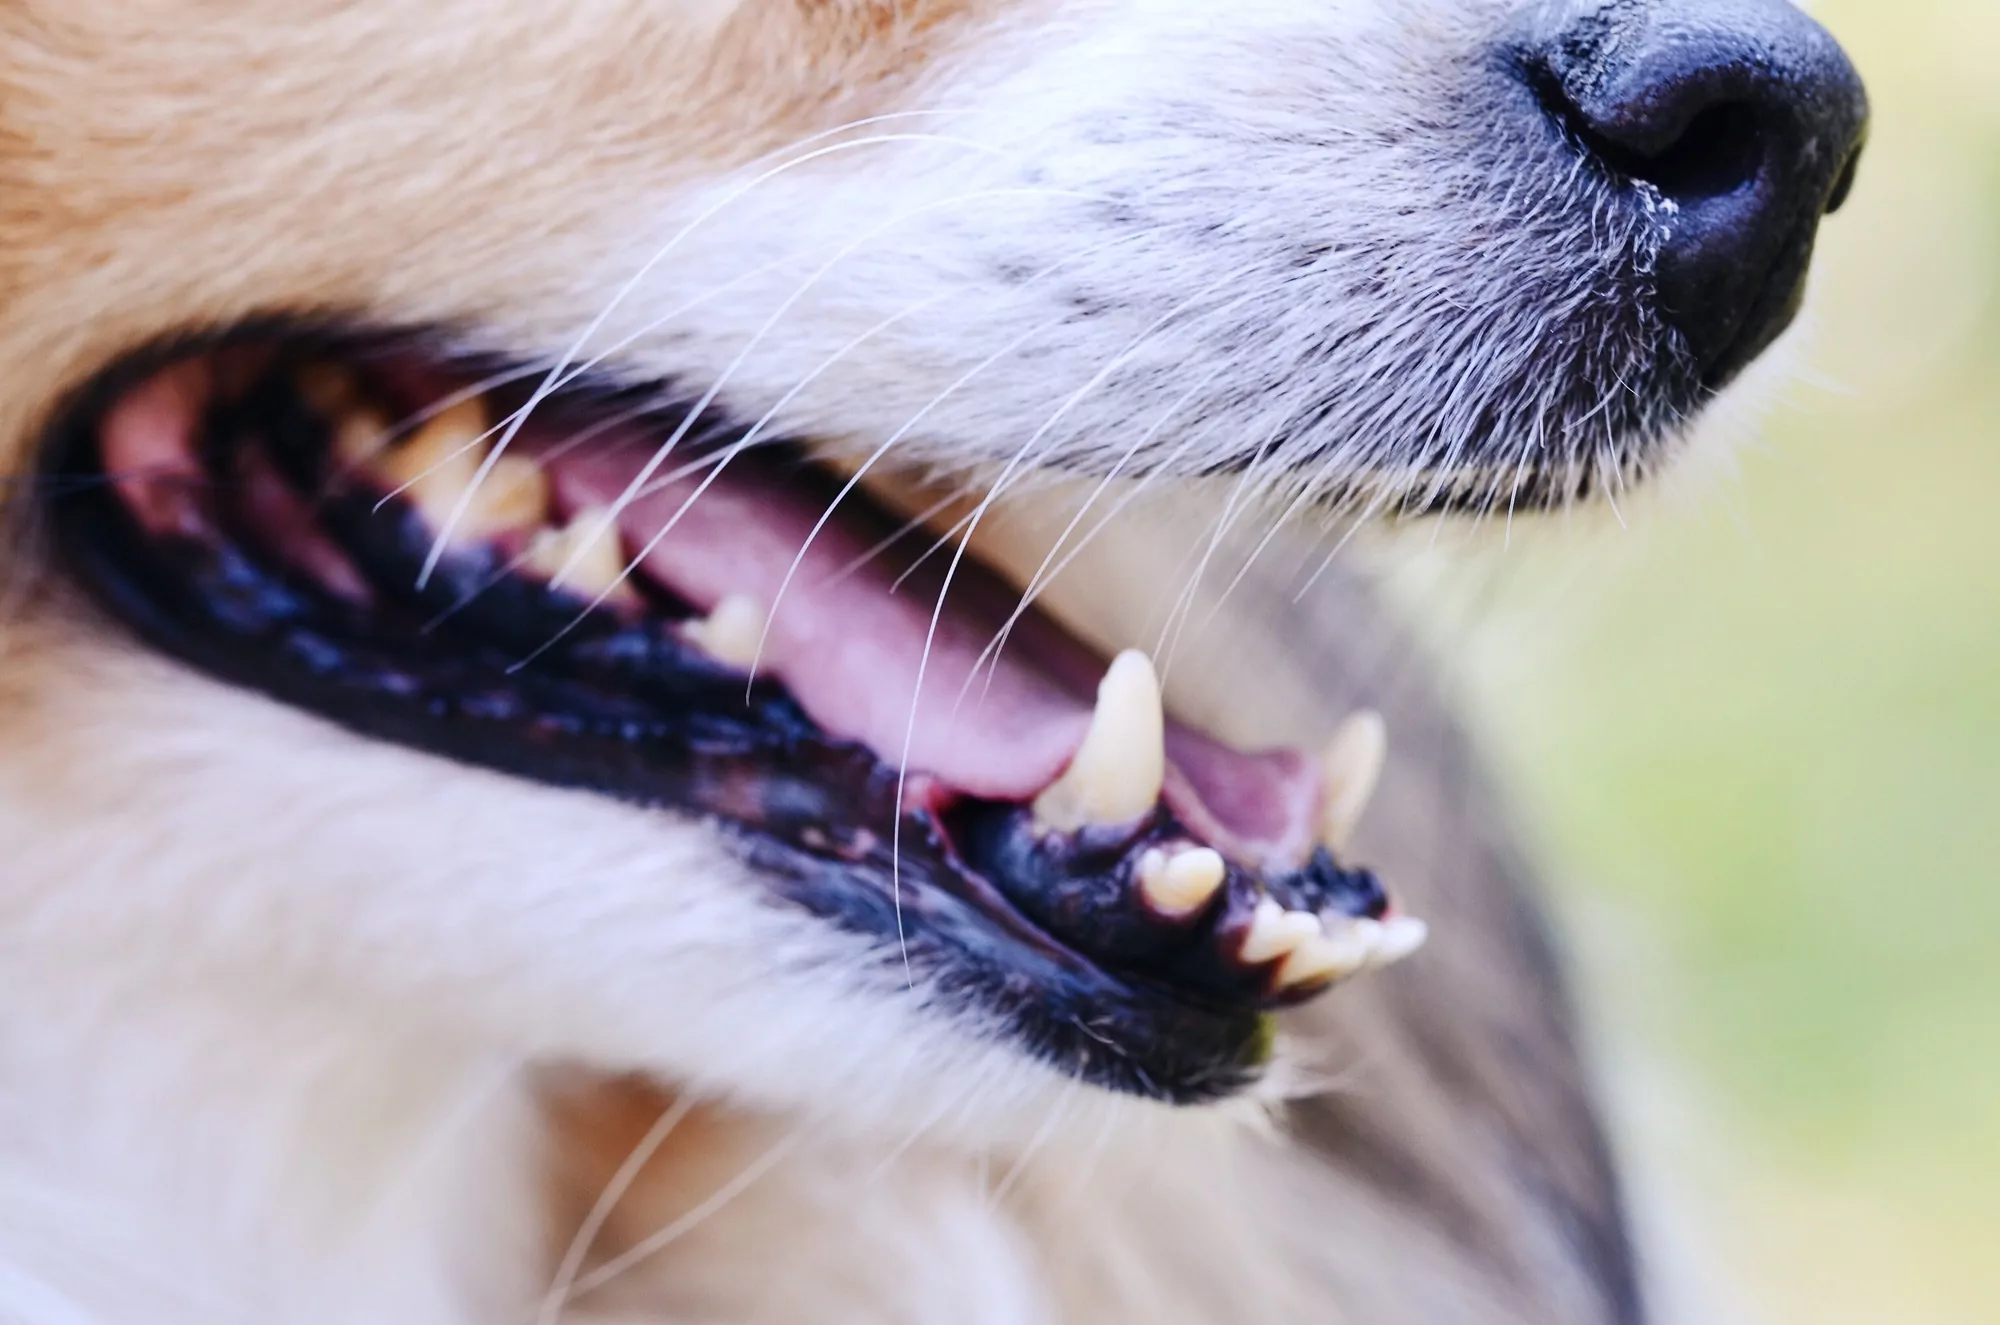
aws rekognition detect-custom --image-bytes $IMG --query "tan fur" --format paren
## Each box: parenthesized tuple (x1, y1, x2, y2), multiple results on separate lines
(0, 4, 1640, 1323)
(0, 0, 1002, 477)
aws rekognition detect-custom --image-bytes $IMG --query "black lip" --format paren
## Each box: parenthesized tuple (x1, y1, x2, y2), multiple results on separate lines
(39, 323, 1395, 1103)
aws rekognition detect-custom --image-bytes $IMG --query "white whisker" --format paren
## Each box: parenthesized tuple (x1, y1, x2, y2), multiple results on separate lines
(535, 1093, 699, 1325)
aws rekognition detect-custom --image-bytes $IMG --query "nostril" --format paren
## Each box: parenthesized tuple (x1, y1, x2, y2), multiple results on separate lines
(1528, 67, 1770, 207)
(1637, 101, 1764, 202)
(1527, 0, 1870, 387)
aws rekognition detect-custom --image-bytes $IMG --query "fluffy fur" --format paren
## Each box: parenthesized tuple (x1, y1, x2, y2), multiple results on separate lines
(0, 1, 1726, 1322)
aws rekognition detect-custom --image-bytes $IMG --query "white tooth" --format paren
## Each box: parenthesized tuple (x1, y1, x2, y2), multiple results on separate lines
(1238, 897, 1323, 964)
(1031, 649, 1165, 833)
(686, 594, 768, 671)
(1369, 914, 1429, 968)
(1137, 846, 1226, 918)
(1319, 709, 1387, 852)
(1274, 928, 1370, 991)
(522, 507, 635, 604)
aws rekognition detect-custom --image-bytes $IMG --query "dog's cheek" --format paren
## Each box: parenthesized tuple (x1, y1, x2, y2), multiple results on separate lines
(0, 603, 1067, 1136)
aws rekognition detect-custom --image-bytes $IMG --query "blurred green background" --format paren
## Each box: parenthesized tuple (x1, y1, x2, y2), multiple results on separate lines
(1450, 1, 1997, 1319)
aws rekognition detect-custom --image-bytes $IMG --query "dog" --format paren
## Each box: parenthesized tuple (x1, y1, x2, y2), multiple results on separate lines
(0, 1, 1865, 1322)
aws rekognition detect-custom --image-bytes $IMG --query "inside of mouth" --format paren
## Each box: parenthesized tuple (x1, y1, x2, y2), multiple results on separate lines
(104, 338, 1327, 863)
(62, 331, 1405, 1017)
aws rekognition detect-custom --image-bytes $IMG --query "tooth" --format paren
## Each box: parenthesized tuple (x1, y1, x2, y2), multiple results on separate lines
(1368, 914, 1429, 968)
(1274, 927, 1371, 991)
(458, 453, 550, 539)
(297, 362, 357, 416)
(333, 408, 394, 468)
(1137, 846, 1226, 918)
(522, 507, 635, 604)
(685, 594, 767, 671)
(1032, 649, 1165, 833)
(1237, 897, 1322, 965)
(1318, 709, 1387, 852)
(378, 398, 489, 529)
(362, 398, 550, 541)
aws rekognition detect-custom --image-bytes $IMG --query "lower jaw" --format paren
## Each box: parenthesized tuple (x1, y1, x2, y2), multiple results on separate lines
(40, 323, 1423, 1103)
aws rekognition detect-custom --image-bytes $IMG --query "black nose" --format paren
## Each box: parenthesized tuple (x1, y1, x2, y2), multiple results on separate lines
(1531, 0, 1869, 386)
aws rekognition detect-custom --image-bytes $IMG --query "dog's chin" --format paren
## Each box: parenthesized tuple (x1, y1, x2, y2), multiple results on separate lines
(40, 321, 1458, 1107)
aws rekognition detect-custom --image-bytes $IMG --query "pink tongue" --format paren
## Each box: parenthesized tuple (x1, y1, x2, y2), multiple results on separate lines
(546, 443, 1320, 864)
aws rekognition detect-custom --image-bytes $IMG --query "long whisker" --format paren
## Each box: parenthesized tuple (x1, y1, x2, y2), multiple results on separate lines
(561, 1128, 804, 1303)
(526, 186, 1097, 630)
(890, 262, 1275, 973)
(416, 128, 1014, 587)
(535, 1093, 700, 1325)
(956, 364, 1229, 703)
(371, 255, 798, 515)
(747, 223, 1172, 683)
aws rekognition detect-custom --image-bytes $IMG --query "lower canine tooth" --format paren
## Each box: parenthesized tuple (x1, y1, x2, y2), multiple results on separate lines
(1318, 709, 1387, 852)
(522, 507, 635, 604)
(685, 594, 767, 671)
(1238, 898, 1322, 964)
(1032, 650, 1166, 833)
(1137, 846, 1226, 918)
(1369, 915, 1429, 967)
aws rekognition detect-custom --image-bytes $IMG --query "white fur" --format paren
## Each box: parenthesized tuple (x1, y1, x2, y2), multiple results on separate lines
(466, 0, 1682, 519)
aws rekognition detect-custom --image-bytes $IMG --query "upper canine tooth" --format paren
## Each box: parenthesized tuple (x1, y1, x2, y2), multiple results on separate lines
(685, 594, 768, 671)
(1137, 845, 1226, 918)
(1032, 649, 1165, 833)
(1238, 897, 1323, 964)
(1318, 709, 1387, 852)
(522, 507, 635, 604)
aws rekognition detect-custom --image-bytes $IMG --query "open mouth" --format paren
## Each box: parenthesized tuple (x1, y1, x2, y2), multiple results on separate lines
(45, 326, 1424, 1102)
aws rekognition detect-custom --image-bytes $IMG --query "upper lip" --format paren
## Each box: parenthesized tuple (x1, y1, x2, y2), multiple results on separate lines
(44, 324, 1427, 1100)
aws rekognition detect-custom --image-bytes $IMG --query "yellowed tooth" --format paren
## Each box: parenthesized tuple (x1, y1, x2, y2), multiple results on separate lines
(1137, 845, 1227, 918)
(1273, 927, 1371, 991)
(1032, 649, 1165, 833)
(359, 397, 550, 542)
(1237, 897, 1323, 965)
(376, 397, 488, 531)
(521, 507, 636, 605)
(297, 362, 358, 416)
(459, 453, 550, 539)
(685, 594, 768, 671)
(333, 407, 394, 469)
(1318, 709, 1387, 853)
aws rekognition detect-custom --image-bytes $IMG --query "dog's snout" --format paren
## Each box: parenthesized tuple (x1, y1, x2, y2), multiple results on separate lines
(1530, 0, 1869, 386)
